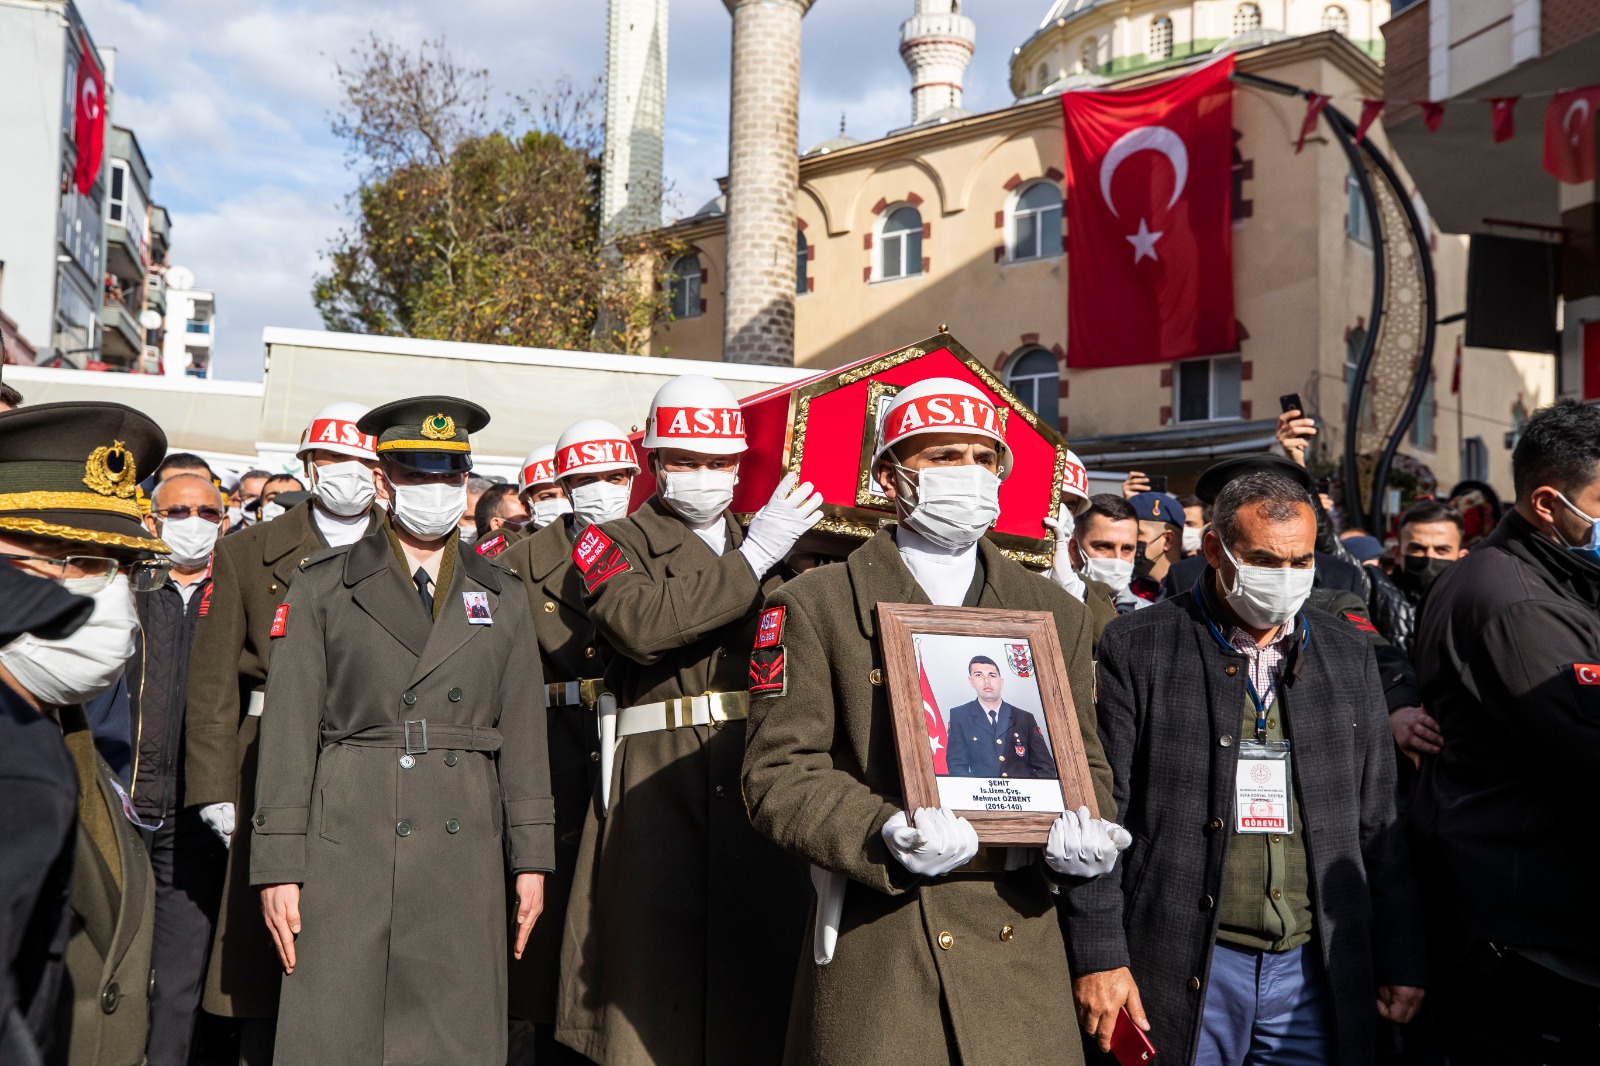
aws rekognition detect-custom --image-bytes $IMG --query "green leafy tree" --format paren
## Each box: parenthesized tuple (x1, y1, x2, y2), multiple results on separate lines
(313, 36, 673, 353)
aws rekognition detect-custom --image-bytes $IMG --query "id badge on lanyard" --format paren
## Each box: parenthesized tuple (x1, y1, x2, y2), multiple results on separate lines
(1235, 739, 1293, 835)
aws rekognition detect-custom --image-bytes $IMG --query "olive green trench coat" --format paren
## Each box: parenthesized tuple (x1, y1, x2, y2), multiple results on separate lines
(249, 531, 555, 1066)
(497, 517, 606, 1024)
(741, 530, 1116, 1066)
(556, 497, 810, 1066)
(183, 502, 379, 1018)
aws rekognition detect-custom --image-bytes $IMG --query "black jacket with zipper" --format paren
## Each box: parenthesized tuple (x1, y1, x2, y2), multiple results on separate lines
(130, 576, 211, 822)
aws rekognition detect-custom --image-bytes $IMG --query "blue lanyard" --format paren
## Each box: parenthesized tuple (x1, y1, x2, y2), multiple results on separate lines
(1193, 577, 1305, 743)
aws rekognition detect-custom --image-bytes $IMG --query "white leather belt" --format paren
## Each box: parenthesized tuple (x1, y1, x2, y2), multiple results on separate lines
(246, 691, 266, 718)
(615, 692, 749, 738)
(545, 679, 604, 709)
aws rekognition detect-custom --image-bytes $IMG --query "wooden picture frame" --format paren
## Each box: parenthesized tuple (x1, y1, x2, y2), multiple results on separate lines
(876, 603, 1099, 846)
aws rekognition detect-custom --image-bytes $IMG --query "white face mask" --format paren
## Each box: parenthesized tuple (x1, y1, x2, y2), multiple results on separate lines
(260, 501, 286, 523)
(661, 468, 737, 526)
(226, 505, 243, 530)
(893, 464, 1001, 550)
(569, 480, 632, 529)
(1219, 542, 1315, 629)
(160, 516, 221, 567)
(1082, 555, 1134, 593)
(312, 460, 376, 517)
(0, 574, 138, 706)
(529, 496, 573, 530)
(1182, 526, 1203, 554)
(388, 479, 468, 540)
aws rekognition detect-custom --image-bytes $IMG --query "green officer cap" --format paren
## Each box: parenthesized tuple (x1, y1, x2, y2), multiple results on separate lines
(0, 401, 170, 554)
(358, 396, 490, 474)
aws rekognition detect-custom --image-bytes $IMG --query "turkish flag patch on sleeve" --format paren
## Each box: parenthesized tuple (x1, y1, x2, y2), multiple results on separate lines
(269, 603, 290, 638)
(1573, 663, 1600, 686)
(749, 646, 787, 698)
(572, 526, 632, 593)
(754, 606, 785, 649)
(476, 533, 507, 558)
(1342, 611, 1379, 636)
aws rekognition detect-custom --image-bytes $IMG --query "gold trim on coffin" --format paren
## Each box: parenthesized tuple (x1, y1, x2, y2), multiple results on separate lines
(377, 439, 471, 453)
(0, 516, 171, 552)
(0, 491, 143, 518)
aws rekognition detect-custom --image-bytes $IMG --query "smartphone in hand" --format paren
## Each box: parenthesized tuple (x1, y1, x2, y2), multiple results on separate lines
(1110, 1007, 1157, 1065)
(1279, 393, 1304, 415)
(1146, 474, 1169, 494)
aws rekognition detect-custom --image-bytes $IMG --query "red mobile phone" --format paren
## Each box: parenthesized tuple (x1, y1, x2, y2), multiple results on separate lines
(1110, 1007, 1157, 1065)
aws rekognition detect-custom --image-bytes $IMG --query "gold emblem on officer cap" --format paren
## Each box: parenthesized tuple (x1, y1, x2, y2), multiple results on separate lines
(1151, 499, 1161, 516)
(421, 414, 456, 440)
(82, 440, 139, 498)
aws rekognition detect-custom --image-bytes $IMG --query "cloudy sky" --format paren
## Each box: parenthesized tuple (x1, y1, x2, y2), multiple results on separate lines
(81, 0, 1051, 380)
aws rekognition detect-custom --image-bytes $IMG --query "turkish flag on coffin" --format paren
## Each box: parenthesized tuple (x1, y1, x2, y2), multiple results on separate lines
(1062, 56, 1236, 369)
(72, 32, 106, 196)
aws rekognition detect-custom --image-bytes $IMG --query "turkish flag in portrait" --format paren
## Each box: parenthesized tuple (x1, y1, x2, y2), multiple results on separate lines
(72, 32, 106, 195)
(1543, 86, 1600, 185)
(919, 657, 949, 775)
(1062, 56, 1236, 369)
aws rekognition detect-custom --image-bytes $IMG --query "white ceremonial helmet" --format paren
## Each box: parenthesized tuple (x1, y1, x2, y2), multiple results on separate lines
(641, 375, 748, 457)
(297, 401, 377, 461)
(518, 445, 559, 494)
(555, 419, 640, 482)
(1062, 449, 1091, 517)
(874, 376, 1014, 479)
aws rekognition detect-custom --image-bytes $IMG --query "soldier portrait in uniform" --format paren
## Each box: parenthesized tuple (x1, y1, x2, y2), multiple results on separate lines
(932, 645, 1057, 782)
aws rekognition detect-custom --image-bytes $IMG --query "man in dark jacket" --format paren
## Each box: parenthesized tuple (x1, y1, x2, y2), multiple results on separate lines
(132, 473, 226, 1066)
(1408, 399, 1600, 1065)
(1072, 470, 1426, 1066)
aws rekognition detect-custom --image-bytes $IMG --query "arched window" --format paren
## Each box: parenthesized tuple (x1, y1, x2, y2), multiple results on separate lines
(796, 229, 809, 295)
(1321, 4, 1349, 34)
(1233, 3, 1262, 34)
(1079, 37, 1099, 73)
(1009, 182, 1063, 261)
(1007, 348, 1060, 426)
(1149, 17, 1174, 60)
(879, 206, 923, 280)
(667, 253, 702, 319)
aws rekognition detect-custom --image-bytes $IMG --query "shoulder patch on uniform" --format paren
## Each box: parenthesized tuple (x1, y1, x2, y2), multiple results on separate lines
(573, 526, 632, 592)
(749, 645, 787, 698)
(269, 603, 290, 638)
(1341, 611, 1378, 635)
(1574, 663, 1600, 686)
(754, 605, 785, 649)
(476, 533, 508, 558)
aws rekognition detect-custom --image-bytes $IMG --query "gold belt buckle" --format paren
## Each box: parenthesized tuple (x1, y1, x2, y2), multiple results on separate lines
(578, 678, 606, 710)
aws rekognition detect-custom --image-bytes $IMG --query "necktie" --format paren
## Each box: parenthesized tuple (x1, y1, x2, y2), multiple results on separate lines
(414, 567, 434, 617)
(987, 709, 998, 728)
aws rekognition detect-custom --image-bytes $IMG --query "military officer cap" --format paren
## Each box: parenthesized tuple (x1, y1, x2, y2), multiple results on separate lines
(1193, 454, 1315, 505)
(358, 396, 491, 474)
(0, 401, 170, 554)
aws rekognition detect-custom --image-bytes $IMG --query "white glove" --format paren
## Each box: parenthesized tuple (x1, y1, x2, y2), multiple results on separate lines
(1043, 505, 1087, 601)
(199, 802, 236, 847)
(882, 807, 980, 878)
(738, 472, 825, 577)
(1044, 805, 1132, 879)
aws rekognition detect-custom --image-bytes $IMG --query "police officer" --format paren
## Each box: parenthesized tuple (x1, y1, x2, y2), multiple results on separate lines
(519, 444, 571, 534)
(0, 402, 168, 1066)
(495, 418, 639, 1063)
(182, 402, 385, 1063)
(739, 377, 1128, 1065)
(556, 375, 820, 1066)
(251, 397, 555, 1065)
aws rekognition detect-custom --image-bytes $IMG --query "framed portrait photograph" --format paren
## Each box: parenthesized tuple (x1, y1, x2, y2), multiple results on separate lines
(876, 604, 1099, 846)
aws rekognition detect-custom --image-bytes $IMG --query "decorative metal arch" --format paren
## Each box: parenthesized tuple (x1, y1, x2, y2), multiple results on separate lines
(1234, 73, 1439, 533)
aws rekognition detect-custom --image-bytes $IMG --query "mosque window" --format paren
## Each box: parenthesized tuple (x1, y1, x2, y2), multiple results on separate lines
(1233, 3, 1262, 34)
(1080, 37, 1100, 74)
(797, 229, 810, 295)
(1149, 17, 1174, 60)
(1006, 348, 1061, 427)
(879, 206, 924, 280)
(1346, 171, 1373, 246)
(1321, 5, 1349, 35)
(1009, 182, 1063, 262)
(667, 253, 703, 319)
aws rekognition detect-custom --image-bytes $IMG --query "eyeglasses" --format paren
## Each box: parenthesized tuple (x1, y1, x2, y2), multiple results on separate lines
(1, 554, 173, 594)
(155, 505, 225, 524)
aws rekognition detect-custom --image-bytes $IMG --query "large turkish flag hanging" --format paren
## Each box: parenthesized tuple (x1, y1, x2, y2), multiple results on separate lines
(72, 32, 106, 195)
(1062, 56, 1236, 369)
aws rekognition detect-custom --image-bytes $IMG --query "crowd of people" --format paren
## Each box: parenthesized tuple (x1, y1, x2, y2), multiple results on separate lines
(0, 370, 1597, 1066)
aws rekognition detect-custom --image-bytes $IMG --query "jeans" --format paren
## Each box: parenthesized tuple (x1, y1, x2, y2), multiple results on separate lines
(1193, 942, 1333, 1066)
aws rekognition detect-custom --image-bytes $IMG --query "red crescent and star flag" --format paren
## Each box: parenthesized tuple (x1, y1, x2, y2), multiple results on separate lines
(1061, 55, 1236, 370)
(919, 652, 949, 775)
(72, 31, 106, 196)
(1544, 87, 1600, 184)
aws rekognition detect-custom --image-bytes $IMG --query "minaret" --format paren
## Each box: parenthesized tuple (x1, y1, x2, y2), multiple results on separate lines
(721, 0, 816, 366)
(601, 0, 668, 239)
(900, 0, 976, 125)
